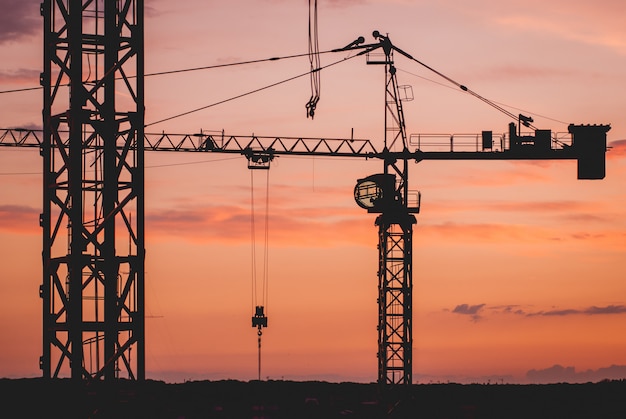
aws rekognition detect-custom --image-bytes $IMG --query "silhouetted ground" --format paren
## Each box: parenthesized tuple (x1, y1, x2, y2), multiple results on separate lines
(2, 377, 626, 418)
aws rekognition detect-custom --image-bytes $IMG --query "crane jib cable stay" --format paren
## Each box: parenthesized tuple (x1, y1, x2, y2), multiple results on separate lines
(0, 49, 341, 95)
(4, 25, 559, 135)
(250, 158, 271, 381)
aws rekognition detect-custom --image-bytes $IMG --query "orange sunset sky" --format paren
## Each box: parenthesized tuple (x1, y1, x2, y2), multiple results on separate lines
(1, 0, 625, 384)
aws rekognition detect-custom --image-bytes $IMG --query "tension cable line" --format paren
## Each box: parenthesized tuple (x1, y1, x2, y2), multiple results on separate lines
(144, 50, 337, 78)
(0, 49, 343, 96)
(397, 67, 570, 126)
(145, 53, 362, 128)
(396, 48, 538, 129)
(0, 85, 41, 94)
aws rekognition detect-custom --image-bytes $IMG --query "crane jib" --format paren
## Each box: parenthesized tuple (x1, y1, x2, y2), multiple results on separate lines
(1, 126, 609, 180)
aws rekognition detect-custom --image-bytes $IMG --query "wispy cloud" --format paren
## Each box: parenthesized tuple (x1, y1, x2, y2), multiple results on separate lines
(450, 303, 626, 321)
(324, 0, 368, 8)
(491, 304, 527, 316)
(145, 203, 372, 246)
(481, 65, 574, 82)
(0, 0, 40, 44)
(0, 68, 40, 85)
(416, 221, 626, 250)
(426, 162, 567, 190)
(484, 200, 601, 216)
(0, 204, 40, 234)
(529, 305, 626, 317)
(494, 13, 626, 56)
(257, 0, 367, 7)
(475, 0, 626, 55)
(484, 200, 618, 225)
(527, 364, 626, 384)
(424, 198, 602, 216)
(451, 303, 486, 322)
(145, 5, 161, 17)
(608, 139, 626, 159)
(422, 196, 622, 231)
(418, 222, 549, 244)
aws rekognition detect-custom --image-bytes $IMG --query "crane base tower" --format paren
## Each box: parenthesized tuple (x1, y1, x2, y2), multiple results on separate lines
(40, 0, 145, 380)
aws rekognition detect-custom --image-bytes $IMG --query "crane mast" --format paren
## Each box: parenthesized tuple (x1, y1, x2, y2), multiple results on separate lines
(367, 32, 418, 385)
(40, 0, 145, 380)
(0, 3, 611, 386)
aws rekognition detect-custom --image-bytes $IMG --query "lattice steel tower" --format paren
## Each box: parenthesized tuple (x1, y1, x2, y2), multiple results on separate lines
(40, 0, 145, 380)
(355, 32, 420, 385)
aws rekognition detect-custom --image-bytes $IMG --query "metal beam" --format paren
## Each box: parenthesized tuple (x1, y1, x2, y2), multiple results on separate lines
(0, 128, 601, 161)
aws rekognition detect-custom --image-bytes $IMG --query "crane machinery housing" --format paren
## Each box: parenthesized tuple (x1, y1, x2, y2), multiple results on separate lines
(0, 0, 610, 386)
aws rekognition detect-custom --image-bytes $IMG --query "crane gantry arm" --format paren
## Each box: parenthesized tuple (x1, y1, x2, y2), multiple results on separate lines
(1, 123, 609, 179)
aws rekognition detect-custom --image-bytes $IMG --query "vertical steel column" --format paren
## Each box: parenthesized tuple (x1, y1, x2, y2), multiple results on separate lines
(102, 0, 120, 380)
(67, 0, 85, 380)
(376, 216, 414, 385)
(39, 0, 52, 380)
(376, 37, 417, 385)
(41, 0, 145, 380)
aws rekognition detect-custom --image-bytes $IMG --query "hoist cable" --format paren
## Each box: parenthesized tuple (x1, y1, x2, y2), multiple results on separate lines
(306, 0, 321, 118)
(250, 170, 258, 310)
(250, 169, 270, 311)
(263, 169, 270, 310)
(250, 168, 270, 382)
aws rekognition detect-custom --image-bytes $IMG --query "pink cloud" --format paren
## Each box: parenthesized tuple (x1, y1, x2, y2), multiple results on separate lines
(324, 0, 368, 8)
(482, 65, 574, 82)
(527, 364, 626, 384)
(566, 230, 626, 249)
(417, 222, 541, 243)
(553, 3, 626, 52)
(484, 200, 617, 224)
(0, 204, 39, 234)
(607, 139, 626, 159)
(0, 0, 40, 44)
(416, 221, 626, 250)
(487, 200, 589, 213)
(0, 68, 40, 85)
(435, 165, 555, 189)
(452, 303, 626, 320)
(523, 305, 626, 318)
(451, 303, 486, 322)
(467, 0, 626, 55)
(145, 203, 372, 246)
(424, 199, 600, 220)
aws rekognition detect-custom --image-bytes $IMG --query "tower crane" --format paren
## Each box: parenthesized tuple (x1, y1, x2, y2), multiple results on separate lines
(0, 0, 609, 386)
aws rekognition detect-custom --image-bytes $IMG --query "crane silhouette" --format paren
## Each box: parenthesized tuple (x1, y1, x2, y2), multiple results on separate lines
(0, 1, 610, 386)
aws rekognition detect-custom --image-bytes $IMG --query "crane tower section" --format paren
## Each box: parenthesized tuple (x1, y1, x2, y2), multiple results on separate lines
(362, 31, 420, 385)
(40, 0, 145, 380)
